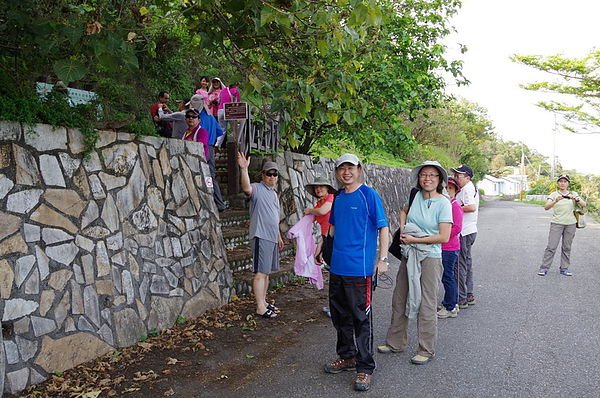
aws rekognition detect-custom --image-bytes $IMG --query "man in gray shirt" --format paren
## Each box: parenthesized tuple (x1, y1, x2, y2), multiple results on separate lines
(237, 152, 284, 318)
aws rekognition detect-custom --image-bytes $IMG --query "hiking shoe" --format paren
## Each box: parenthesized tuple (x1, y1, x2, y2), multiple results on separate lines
(354, 372, 372, 391)
(458, 300, 469, 309)
(560, 269, 573, 276)
(437, 307, 458, 319)
(410, 354, 433, 365)
(537, 268, 548, 276)
(467, 294, 476, 305)
(324, 357, 356, 374)
(377, 344, 403, 354)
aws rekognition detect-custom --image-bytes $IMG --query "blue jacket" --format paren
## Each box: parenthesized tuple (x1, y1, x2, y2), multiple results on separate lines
(200, 109, 223, 146)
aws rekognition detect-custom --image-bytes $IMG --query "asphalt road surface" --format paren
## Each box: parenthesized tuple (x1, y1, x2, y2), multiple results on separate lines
(229, 200, 600, 398)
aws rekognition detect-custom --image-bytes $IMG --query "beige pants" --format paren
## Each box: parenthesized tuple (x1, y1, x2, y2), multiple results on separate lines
(385, 257, 442, 357)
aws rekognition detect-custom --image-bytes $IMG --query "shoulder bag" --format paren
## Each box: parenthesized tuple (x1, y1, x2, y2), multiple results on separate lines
(389, 187, 419, 259)
(572, 197, 586, 229)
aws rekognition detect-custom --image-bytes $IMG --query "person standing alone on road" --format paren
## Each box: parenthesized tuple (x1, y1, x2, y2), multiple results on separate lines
(237, 153, 284, 318)
(323, 154, 389, 392)
(537, 174, 586, 277)
(452, 164, 479, 309)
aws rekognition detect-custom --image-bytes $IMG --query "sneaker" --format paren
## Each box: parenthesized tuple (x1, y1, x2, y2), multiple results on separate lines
(437, 307, 458, 319)
(377, 344, 403, 354)
(458, 300, 469, 309)
(560, 269, 573, 276)
(537, 268, 548, 276)
(410, 354, 433, 365)
(324, 357, 356, 374)
(467, 294, 476, 305)
(455, 304, 460, 313)
(354, 372, 372, 391)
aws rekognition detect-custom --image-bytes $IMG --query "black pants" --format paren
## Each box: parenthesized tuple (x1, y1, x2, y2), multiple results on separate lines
(329, 273, 375, 374)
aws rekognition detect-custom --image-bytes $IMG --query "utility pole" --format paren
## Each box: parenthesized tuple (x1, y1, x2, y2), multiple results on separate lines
(551, 114, 557, 179)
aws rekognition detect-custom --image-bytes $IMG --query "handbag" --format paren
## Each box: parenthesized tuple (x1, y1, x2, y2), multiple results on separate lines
(389, 188, 419, 260)
(572, 197, 586, 229)
(322, 229, 334, 266)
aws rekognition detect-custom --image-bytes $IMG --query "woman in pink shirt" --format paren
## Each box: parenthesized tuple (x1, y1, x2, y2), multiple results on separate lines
(195, 76, 210, 107)
(438, 177, 463, 319)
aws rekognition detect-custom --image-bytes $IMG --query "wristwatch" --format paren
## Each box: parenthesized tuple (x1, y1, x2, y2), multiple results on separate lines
(379, 256, 389, 264)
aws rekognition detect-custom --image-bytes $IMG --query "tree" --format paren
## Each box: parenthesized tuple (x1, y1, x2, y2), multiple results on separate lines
(512, 51, 600, 134)
(403, 99, 495, 178)
(181, 0, 465, 154)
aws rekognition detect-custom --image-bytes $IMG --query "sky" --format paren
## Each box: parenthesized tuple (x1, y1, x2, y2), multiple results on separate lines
(443, 0, 600, 175)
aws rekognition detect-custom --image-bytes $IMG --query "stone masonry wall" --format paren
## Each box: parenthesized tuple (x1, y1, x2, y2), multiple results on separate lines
(273, 152, 412, 235)
(0, 121, 232, 395)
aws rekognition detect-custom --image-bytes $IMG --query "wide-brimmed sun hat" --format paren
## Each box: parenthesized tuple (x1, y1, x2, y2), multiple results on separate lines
(305, 176, 336, 197)
(410, 160, 448, 186)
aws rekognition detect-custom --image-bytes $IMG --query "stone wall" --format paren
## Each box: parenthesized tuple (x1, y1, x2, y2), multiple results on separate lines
(274, 152, 412, 235)
(0, 122, 232, 395)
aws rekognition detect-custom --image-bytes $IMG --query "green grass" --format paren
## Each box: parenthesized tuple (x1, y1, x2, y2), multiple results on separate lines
(311, 141, 412, 168)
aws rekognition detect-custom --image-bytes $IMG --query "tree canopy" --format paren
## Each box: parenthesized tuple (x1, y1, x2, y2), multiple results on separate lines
(0, 0, 466, 156)
(512, 50, 600, 134)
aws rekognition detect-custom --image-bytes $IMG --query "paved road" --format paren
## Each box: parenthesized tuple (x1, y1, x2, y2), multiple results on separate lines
(226, 201, 600, 397)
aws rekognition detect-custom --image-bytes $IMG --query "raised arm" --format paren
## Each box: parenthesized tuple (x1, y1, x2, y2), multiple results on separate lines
(237, 151, 253, 196)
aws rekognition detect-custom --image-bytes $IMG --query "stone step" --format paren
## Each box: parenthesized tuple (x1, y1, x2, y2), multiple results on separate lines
(218, 208, 250, 227)
(226, 242, 295, 272)
(222, 225, 250, 250)
(232, 256, 297, 296)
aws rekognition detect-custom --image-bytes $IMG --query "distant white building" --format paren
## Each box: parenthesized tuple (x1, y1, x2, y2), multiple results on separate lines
(478, 174, 528, 196)
(478, 175, 503, 196)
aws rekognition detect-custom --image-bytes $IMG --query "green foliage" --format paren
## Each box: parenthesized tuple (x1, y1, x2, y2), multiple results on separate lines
(402, 99, 496, 178)
(148, 328, 160, 337)
(1, 0, 467, 158)
(528, 176, 554, 195)
(176, 315, 187, 326)
(512, 51, 600, 133)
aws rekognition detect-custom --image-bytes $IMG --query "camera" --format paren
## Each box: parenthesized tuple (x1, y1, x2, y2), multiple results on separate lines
(562, 194, 571, 199)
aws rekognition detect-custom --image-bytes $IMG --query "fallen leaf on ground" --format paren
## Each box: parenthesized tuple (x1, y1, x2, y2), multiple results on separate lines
(167, 357, 179, 365)
(164, 387, 175, 396)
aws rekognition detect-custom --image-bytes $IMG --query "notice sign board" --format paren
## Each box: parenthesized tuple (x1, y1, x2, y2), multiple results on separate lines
(224, 102, 249, 120)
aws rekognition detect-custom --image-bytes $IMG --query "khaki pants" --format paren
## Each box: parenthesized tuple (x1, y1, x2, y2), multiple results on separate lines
(540, 223, 576, 270)
(385, 257, 442, 358)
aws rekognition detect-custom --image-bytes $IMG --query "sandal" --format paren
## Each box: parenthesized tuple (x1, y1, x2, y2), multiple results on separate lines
(257, 309, 278, 318)
(267, 303, 280, 313)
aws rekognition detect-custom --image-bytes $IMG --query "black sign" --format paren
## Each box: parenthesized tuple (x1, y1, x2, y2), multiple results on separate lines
(224, 102, 248, 120)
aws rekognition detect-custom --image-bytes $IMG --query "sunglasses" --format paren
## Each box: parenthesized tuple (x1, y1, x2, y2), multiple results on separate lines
(264, 171, 278, 177)
(185, 115, 198, 119)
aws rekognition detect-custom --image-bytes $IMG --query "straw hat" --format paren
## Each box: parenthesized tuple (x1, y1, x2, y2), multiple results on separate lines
(304, 176, 336, 197)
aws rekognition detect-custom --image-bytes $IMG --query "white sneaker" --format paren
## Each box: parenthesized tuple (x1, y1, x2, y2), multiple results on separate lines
(437, 307, 458, 319)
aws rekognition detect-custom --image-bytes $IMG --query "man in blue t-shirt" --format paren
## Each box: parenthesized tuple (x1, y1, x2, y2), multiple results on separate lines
(323, 153, 389, 392)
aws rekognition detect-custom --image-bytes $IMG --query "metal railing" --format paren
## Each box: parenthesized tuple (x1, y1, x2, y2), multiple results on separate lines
(236, 115, 280, 155)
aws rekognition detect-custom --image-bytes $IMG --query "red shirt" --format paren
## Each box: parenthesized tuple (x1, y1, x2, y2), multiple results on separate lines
(315, 193, 334, 235)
